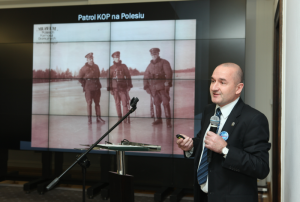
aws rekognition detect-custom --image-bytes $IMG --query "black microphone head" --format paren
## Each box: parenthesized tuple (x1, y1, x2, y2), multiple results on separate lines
(130, 97, 139, 107)
(210, 115, 220, 126)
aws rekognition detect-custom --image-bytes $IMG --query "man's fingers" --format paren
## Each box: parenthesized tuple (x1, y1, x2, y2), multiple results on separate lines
(176, 135, 194, 151)
(177, 138, 188, 148)
(181, 138, 191, 147)
(204, 139, 209, 145)
(205, 132, 218, 142)
(207, 131, 218, 136)
(184, 139, 192, 148)
(205, 144, 212, 150)
(183, 137, 191, 143)
(176, 138, 184, 144)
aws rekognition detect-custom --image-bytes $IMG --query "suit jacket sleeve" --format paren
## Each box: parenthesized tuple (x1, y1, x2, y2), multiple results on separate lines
(222, 112, 271, 179)
(183, 106, 208, 158)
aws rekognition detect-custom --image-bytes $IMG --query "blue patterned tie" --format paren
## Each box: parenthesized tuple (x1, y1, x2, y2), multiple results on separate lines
(197, 108, 222, 185)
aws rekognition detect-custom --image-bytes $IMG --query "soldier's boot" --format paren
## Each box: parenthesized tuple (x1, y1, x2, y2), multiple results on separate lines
(116, 104, 122, 121)
(164, 104, 172, 128)
(152, 105, 162, 125)
(123, 107, 130, 124)
(150, 103, 155, 118)
(87, 105, 92, 125)
(95, 105, 105, 123)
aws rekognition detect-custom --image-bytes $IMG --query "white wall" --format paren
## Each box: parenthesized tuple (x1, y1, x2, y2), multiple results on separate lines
(245, 0, 274, 183)
(281, 0, 300, 201)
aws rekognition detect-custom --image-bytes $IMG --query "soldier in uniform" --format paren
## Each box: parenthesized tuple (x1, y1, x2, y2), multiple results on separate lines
(107, 51, 133, 123)
(78, 52, 105, 125)
(143, 48, 173, 128)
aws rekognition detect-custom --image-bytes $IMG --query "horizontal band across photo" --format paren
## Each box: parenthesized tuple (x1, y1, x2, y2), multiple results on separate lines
(32, 40, 195, 80)
(31, 114, 195, 155)
(32, 78, 194, 119)
(33, 20, 196, 43)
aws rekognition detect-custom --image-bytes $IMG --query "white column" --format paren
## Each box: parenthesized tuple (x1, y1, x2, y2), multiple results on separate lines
(282, 0, 300, 201)
(245, 0, 274, 183)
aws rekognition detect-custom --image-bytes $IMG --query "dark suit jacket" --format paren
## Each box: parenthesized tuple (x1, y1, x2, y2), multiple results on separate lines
(188, 98, 271, 202)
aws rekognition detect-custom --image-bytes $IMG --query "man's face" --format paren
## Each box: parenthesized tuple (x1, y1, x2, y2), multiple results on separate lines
(87, 57, 94, 66)
(210, 65, 243, 107)
(113, 56, 120, 63)
(151, 53, 159, 61)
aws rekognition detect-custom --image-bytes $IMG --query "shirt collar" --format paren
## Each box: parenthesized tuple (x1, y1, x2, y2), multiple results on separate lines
(215, 97, 240, 119)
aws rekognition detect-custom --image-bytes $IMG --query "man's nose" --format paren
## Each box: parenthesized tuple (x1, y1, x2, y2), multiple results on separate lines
(211, 82, 219, 90)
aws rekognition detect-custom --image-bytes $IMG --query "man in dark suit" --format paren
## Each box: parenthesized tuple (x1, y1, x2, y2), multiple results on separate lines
(177, 63, 271, 202)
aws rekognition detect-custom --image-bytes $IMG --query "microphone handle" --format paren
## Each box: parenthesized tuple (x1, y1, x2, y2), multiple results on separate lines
(207, 125, 218, 163)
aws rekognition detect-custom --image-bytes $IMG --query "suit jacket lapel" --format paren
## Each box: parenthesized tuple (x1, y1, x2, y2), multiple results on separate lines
(220, 98, 244, 139)
(195, 104, 216, 159)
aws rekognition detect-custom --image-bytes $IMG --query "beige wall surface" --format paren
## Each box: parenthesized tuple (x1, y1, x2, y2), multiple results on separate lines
(274, 0, 279, 14)
(245, 0, 274, 183)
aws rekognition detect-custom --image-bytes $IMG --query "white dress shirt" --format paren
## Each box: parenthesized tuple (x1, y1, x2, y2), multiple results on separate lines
(186, 97, 239, 193)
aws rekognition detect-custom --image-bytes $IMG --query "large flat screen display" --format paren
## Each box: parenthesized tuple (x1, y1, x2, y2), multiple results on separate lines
(31, 20, 196, 156)
(0, 0, 246, 159)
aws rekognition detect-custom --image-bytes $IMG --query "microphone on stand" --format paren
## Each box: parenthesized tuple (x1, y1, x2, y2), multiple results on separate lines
(207, 115, 220, 163)
(130, 97, 139, 108)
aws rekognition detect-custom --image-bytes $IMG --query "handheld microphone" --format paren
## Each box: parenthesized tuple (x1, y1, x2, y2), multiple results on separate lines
(207, 115, 220, 163)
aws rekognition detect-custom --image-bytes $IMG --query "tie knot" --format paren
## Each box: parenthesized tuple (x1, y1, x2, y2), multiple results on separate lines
(216, 108, 222, 118)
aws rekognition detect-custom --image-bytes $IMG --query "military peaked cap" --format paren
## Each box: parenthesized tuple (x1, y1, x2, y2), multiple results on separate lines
(150, 48, 160, 54)
(112, 51, 120, 58)
(85, 52, 93, 58)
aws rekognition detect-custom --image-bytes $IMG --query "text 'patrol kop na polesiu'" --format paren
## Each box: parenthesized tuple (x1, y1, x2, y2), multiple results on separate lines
(78, 13, 145, 21)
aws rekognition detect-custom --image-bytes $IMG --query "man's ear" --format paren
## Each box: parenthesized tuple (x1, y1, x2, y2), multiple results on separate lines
(236, 83, 244, 94)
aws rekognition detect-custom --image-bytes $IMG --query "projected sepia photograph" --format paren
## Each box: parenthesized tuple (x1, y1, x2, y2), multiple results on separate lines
(49, 42, 110, 117)
(31, 115, 49, 148)
(31, 20, 197, 155)
(108, 40, 175, 120)
(32, 42, 50, 115)
(48, 115, 109, 150)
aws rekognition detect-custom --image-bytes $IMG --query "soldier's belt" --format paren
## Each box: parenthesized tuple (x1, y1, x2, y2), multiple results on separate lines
(151, 74, 166, 79)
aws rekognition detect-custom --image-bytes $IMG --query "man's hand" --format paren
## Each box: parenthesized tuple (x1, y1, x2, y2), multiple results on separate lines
(165, 86, 170, 93)
(146, 88, 151, 94)
(176, 134, 193, 151)
(204, 131, 227, 153)
(164, 82, 170, 93)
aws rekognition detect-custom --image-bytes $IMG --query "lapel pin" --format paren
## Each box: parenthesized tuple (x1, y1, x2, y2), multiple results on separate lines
(220, 131, 229, 141)
(231, 122, 235, 126)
